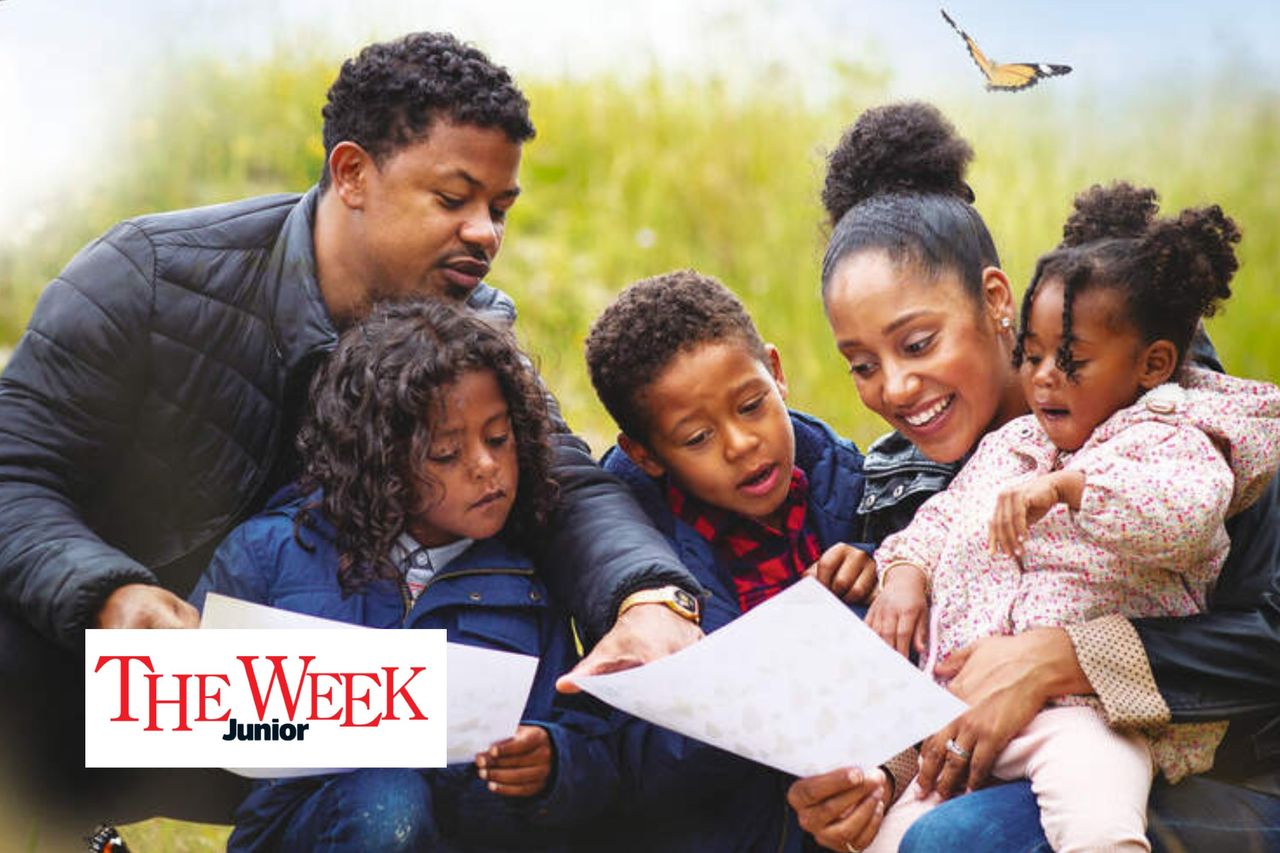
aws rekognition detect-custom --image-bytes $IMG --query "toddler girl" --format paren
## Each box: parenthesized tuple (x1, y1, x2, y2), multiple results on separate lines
(865, 183, 1280, 852)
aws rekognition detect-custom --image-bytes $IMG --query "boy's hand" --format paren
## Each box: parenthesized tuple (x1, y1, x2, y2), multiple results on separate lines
(476, 725, 552, 798)
(557, 604, 703, 693)
(866, 563, 929, 658)
(988, 470, 1085, 558)
(806, 544, 877, 603)
(788, 766, 888, 852)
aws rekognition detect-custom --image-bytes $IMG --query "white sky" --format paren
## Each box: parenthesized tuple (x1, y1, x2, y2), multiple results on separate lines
(1, 0, 1276, 233)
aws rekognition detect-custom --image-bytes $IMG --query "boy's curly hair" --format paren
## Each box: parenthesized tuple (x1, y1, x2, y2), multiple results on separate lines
(319, 32, 535, 189)
(1014, 181, 1240, 378)
(585, 270, 766, 443)
(295, 298, 557, 595)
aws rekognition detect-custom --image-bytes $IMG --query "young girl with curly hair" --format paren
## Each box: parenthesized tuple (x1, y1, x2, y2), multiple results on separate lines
(193, 299, 609, 852)
(863, 183, 1280, 851)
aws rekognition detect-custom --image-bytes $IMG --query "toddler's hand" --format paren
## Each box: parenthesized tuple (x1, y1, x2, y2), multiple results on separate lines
(988, 470, 1085, 558)
(806, 544, 877, 603)
(476, 724, 552, 798)
(866, 563, 929, 658)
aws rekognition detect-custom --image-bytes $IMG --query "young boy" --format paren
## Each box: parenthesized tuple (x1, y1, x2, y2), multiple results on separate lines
(581, 270, 915, 851)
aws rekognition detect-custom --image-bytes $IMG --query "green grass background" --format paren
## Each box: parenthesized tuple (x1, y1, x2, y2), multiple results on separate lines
(4, 50, 1278, 850)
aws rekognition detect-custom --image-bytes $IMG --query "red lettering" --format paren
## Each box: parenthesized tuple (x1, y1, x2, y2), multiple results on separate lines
(238, 655, 313, 718)
(194, 673, 231, 722)
(144, 672, 193, 731)
(307, 671, 344, 721)
(381, 666, 428, 721)
(94, 655, 153, 722)
(340, 672, 382, 727)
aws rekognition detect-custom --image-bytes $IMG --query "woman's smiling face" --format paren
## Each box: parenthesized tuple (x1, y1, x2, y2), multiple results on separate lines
(824, 250, 1025, 463)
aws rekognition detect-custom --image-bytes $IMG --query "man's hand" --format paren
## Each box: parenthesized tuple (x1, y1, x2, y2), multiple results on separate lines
(476, 724, 553, 797)
(94, 583, 199, 629)
(788, 766, 888, 852)
(865, 563, 929, 658)
(556, 602, 702, 693)
(806, 544, 877, 603)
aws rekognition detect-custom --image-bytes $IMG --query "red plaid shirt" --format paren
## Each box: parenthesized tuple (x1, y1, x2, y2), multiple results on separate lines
(666, 467, 823, 614)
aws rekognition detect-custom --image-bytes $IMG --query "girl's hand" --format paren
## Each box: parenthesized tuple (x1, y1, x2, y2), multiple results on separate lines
(865, 564, 929, 658)
(476, 725, 553, 797)
(988, 470, 1086, 558)
(806, 544, 877, 603)
(917, 628, 1087, 796)
(788, 767, 889, 852)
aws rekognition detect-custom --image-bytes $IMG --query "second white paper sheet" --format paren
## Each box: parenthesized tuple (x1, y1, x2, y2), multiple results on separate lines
(574, 577, 966, 778)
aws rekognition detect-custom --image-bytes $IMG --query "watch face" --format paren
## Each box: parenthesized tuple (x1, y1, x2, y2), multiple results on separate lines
(673, 589, 698, 613)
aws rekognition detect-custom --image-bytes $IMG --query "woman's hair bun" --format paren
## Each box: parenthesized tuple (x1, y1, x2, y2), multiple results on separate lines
(822, 101, 974, 227)
(1061, 182, 1159, 247)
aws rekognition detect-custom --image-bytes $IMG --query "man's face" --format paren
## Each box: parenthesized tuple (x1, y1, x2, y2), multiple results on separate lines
(359, 120, 523, 303)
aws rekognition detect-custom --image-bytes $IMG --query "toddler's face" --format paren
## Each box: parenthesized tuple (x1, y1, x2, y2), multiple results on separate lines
(1019, 278, 1148, 451)
(625, 340, 796, 527)
(409, 369, 519, 547)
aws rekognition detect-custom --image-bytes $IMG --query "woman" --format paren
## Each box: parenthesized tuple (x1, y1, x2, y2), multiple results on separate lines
(787, 102, 1280, 852)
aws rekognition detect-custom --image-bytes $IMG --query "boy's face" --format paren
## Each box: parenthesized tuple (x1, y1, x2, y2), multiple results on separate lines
(622, 340, 796, 525)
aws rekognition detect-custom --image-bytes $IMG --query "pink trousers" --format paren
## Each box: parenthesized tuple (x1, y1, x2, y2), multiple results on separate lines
(866, 706, 1154, 853)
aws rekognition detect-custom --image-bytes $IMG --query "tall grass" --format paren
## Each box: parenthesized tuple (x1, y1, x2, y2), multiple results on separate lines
(3, 55, 1276, 455)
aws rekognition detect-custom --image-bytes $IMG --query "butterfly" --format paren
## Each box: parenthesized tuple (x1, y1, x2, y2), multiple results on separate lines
(941, 9, 1071, 92)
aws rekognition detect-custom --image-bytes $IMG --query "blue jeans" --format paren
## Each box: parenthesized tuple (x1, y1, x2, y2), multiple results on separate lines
(899, 777, 1280, 852)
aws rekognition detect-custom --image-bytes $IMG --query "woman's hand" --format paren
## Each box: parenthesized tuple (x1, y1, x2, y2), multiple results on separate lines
(787, 767, 889, 852)
(476, 725, 553, 797)
(917, 628, 1089, 796)
(865, 563, 929, 658)
(988, 470, 1085, 557)
(807, 544, 877, 603)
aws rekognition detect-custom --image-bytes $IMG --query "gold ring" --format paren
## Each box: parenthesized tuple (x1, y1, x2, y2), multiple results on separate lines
(945, 737, 972, 761)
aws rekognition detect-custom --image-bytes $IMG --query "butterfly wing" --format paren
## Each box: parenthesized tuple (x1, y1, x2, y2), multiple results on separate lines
(941, 8, 1072, 92)
(941, 9, 997, 82)
(987, 61, 1073, 91)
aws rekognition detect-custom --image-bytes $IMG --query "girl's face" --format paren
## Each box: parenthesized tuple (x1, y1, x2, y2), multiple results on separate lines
(824, 250, 1025, 463)
(409, 369, 519, 547)
(1019, 278, 1156, 452)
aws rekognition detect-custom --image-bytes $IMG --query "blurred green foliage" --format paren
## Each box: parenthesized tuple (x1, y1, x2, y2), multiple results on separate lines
(2, 54, 1277, 456)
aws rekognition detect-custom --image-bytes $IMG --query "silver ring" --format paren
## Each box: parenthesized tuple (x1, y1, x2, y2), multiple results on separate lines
(945, 737, 972, 761)
(845, 842, 862, 853)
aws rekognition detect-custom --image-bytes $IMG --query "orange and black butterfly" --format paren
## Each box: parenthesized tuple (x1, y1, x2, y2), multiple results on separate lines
(941, 9, 1071, 92)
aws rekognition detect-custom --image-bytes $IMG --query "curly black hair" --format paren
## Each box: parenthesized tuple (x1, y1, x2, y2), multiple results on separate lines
(319, 32, 535, 190)
(295, 298, 557, 595)
(585, 270, 766, 442)
(1014, 181, 1240, 379)
(820, 102, 1000, 306)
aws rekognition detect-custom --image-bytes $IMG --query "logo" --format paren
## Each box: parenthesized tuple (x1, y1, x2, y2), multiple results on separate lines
(85, 629, 447, 770)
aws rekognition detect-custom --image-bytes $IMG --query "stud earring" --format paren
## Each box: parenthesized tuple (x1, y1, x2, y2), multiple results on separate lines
(1000, 316, 1013, 330)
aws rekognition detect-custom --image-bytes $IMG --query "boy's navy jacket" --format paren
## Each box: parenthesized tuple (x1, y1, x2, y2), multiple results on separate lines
(192, 488, 624, 852)
(594, 409, 873, 853)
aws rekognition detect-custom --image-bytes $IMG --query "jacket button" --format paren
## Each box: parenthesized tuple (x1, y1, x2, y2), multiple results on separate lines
(468, 592, 482, 602)
(892, 484, 905, 498)
(529, 590, 541, 601)
(865, 495, 876, 508)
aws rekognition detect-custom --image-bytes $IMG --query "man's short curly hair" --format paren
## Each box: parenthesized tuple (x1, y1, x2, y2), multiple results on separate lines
(585, 270, 766, 443)
(319, 32, 535, 190)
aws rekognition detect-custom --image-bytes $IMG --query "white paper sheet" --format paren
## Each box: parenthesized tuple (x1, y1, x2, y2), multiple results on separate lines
(574, 577, 966, 778)
(200, 592, 539, 775)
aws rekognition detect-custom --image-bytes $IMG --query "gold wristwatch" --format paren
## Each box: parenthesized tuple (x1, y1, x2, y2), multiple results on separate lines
(617, 585, 701, 625)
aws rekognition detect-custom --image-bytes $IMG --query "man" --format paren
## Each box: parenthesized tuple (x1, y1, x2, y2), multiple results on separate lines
(0, 31, 700, 825)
